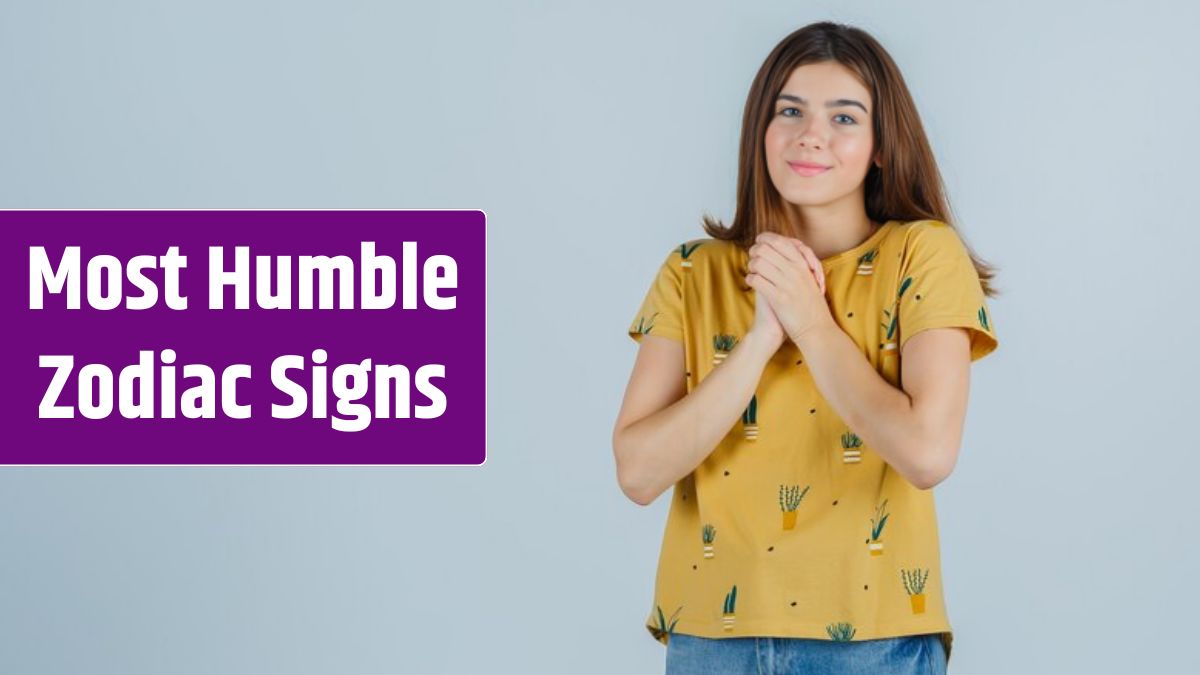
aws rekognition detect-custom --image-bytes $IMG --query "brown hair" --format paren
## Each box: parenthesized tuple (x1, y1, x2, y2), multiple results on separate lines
(702, 21, 998, 297)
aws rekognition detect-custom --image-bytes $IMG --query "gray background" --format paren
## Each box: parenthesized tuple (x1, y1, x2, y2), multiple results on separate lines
(1, 0, 1196, 673)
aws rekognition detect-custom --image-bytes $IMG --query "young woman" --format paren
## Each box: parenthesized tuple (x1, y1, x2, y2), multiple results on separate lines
(613, 21, 999, 674)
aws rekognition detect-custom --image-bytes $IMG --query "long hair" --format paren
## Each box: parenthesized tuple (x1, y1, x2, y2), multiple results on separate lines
(703, 21, 998, 296)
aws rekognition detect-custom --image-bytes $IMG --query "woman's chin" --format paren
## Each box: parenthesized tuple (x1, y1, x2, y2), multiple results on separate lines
(777, 191, 833, 207)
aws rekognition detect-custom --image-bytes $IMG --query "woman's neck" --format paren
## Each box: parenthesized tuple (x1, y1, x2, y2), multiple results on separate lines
(780, 203, 879, 261)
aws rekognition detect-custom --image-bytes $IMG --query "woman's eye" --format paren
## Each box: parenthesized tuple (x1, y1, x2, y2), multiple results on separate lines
(777, 109, 857, 125)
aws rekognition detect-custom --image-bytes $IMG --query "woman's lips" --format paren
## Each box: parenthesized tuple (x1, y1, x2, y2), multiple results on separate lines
(788, 162, 830, 176)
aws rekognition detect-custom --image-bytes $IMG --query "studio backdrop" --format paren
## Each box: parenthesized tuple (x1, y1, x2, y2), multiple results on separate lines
(0, 1, 1196, 674)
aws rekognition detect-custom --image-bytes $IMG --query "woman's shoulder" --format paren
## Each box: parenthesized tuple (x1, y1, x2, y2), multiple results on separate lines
(886, 219, 975, 273)
(888, 218, 966, 252)
(892, 218, 958, 238)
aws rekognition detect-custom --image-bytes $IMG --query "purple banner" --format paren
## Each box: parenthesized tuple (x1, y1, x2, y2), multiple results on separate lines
(2, 210, 486, 465)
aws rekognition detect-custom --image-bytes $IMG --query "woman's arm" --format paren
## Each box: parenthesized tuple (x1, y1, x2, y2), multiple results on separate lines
(792, 323, 972, 489)
(612, 330, 777, 506)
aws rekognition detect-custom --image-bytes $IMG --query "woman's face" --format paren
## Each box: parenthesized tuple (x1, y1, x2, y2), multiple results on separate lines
(764, 61, 879, 210)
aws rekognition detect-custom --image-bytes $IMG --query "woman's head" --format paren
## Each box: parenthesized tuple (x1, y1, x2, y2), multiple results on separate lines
(762, 60, 880, 221)
(704, 21, 996, 295)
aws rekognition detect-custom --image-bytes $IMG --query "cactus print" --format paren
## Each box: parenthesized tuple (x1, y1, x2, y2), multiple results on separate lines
(826, 622, 857, 641)
(632, 311, 657, 336)
(868, 499, 890, 556)
(712, 333, 738, 365)
(779, 484, 810, 530)
(856, 248, 879, 275)
(702, 524, 716, 558)
(721, 585, 738, 631)
(650, 604, 683, 643)
(742, 395, 759, 440)
(840, 430, 864, 464)
(900, 568, 931, 614)
(678, 241, 704, 268)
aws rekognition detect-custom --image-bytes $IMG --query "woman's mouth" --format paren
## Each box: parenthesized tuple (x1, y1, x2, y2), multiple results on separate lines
(788, 162, 831, 177)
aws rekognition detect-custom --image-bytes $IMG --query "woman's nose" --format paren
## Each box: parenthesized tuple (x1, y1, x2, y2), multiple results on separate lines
(794, 123, 828, 148)
(796, 131, 825, 149)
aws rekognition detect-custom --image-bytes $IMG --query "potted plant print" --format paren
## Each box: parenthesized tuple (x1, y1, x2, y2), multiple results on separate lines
(650, 604, 683, 643)
(879, 276, 913, 357)
(702, 524, 716, 559)
(868, 499, 889, 556)
(742, 395, 759, 440)
(722, 585, 738, 631)
(841, 431, 863, 464)
(901, 568, 930, 614)
(678, 242, 702, 268)
(856, 248, 878, 276)
(826, 622, 856, 641)
(715, 583, 734, 629)
(633, 312, 658, 337)
(779, 484, 810, 530)
(713, 334, 737, 365)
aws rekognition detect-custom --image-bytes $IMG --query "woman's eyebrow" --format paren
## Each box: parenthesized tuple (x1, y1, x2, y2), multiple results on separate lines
(776, 94, 868, 114)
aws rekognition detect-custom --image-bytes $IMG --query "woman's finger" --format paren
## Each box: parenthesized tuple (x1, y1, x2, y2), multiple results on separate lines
(787, 239, 826, 294)
(747, 252, 787, 287)
(754, 233, 805, 265)
(752, 232, 827, 295)
(746, 272, 780, 300)
(754, 238, 823, 295)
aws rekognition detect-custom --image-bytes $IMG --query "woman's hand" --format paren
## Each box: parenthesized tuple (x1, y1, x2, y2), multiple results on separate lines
(748, 270, 787, 352)
(745, 232, 836, 344)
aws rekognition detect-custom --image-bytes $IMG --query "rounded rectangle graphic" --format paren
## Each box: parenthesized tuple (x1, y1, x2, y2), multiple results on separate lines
(3, 209, 486, 465)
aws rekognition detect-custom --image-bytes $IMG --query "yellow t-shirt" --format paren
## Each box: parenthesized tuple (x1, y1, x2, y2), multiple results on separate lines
(626, 219, 998, 664)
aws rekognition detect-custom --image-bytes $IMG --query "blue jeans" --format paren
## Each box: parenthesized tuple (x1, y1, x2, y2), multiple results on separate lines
(665, 632, 947, 675)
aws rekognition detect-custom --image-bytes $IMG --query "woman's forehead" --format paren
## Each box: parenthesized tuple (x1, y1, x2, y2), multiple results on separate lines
(779, 63, 871, 105)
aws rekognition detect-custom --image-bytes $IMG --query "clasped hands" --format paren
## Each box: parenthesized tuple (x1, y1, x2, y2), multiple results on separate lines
(744, 231, 836, 349)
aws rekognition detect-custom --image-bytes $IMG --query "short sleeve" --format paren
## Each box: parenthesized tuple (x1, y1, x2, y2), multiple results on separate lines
(627, 245, 685, 344)
(896, 222, 998, 362)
